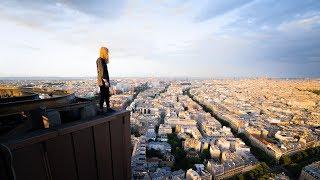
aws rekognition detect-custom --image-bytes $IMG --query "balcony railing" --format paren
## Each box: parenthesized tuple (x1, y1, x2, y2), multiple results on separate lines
(0, 110, 131, 180)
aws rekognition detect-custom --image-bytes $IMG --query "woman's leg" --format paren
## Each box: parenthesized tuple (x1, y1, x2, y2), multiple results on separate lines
(106, 87, 110, 108)
(99, 86, 106, 109)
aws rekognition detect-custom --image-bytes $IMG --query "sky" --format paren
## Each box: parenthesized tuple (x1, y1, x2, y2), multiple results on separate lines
(0, 0, 320, 78)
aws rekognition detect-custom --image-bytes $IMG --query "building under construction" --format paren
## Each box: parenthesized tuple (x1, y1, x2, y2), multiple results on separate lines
(0, 87, 131, 180)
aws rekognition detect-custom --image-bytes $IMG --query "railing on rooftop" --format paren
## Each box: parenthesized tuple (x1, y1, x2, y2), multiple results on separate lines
(0, 110, 132, 180)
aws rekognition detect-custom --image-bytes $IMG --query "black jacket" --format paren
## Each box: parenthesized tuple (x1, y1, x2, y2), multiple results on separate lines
(96, 58, 110, 86)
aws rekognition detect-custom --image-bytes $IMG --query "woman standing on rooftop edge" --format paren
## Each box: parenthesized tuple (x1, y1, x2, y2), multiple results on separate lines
(96, 47, 115, 113)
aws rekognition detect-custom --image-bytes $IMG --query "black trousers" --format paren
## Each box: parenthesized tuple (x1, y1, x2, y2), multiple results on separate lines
(99, 85, 110, 109)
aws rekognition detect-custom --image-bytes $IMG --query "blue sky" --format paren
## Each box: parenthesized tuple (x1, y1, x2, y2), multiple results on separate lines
(0, 0, 319, 77)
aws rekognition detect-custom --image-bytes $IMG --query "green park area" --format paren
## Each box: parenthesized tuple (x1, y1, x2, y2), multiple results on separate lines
(228, 162, 272, 180)
(239, 132, 320, 178)
(280, 146, 320, 177)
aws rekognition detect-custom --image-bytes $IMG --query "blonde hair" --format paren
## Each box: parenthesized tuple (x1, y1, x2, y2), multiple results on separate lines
(99, 47, 108, 60)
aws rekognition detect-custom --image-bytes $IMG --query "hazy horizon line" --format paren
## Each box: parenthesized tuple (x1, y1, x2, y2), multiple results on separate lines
(0, 76, 319, 80)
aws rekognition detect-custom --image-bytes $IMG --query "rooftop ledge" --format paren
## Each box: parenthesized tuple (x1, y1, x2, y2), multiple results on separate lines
(0, 110, 132, 180)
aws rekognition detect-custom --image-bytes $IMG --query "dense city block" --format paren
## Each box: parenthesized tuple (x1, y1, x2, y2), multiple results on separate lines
(1, 78, 319, 179)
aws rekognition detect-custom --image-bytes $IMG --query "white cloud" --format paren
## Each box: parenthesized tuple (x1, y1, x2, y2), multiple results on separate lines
(0, 0, 319, 77)
(278, 15, 320, 32)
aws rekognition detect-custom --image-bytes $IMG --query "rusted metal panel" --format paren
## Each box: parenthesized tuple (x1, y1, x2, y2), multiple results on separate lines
(12, 143, 48, 180)
(0, 110, 131, 180)
(123, 115, 132, 179)
(4, 129, 58, 150)
(46, 134, 78, 180)
(110, 117, 125, 180)
(93, 122, 113, 180)
(56, 111, 124, 135)
(0, 151, 10, 180)
(72, 127, 98, 180)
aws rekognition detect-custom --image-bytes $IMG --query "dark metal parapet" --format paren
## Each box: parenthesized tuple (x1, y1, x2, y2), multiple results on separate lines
(0, 87, 76, 115)
(0, 110, 131, 180)
(0, 87, 95, 138)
